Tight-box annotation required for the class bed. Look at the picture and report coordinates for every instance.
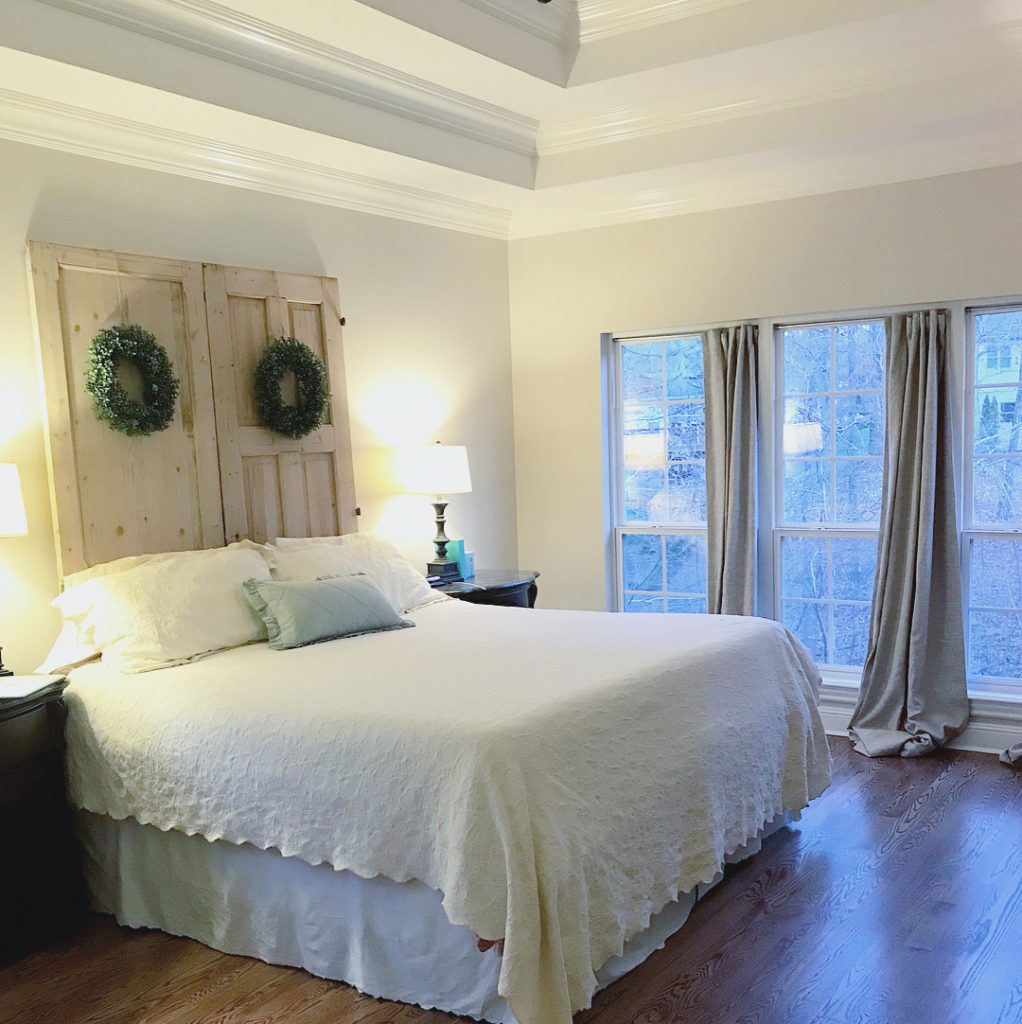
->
[30,246,831,1024]
[63,597,831,1024]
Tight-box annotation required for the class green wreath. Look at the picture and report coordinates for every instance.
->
[254,337,330,440]
[84,324,180,436]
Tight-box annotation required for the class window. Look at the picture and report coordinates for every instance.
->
[965,307,1022,692]
[985,344,1014,372]
[774,321,885,670]
[614,335,708,613]
[606,302,1022,698]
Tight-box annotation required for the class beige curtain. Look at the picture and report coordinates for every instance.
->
[849,309,968,758]
[703,324,758,616]
[1002,742,1022,767]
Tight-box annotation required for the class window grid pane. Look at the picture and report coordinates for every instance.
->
[780,321,885,528]
[619,530,708,615]
[967,309,1022,691]
[778,533,878,668]
[775,319,884,669]
[619,337,707,527]
[616,335,709,617]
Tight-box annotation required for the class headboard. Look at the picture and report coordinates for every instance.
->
[29,243,358,579]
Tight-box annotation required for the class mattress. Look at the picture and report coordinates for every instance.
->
[78,809,793,1023]
[65,600,831,1024]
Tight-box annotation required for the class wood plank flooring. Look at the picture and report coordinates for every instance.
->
[3,738,1021,1024]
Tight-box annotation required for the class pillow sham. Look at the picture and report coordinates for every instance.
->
[62,539,276,592]
[273,534,447,613]
[55,546,272,673]
[242,574,412,650]
[35,620,100,675]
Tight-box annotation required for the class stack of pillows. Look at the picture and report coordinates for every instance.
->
[41,535,449,675]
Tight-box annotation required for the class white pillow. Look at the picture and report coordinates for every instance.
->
[53,546,272,673]
[273,534,447,613]
[54,541,277,656]
[62,539,275,591]
[35,620,100,675]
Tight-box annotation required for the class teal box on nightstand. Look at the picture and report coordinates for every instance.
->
[446,539,465,577]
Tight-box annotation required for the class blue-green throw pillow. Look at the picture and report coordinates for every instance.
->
[242,574,413,650]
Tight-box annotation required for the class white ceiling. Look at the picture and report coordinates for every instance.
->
[1,0,1020,237]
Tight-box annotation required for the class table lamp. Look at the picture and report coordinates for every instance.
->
[403,442,472,582]
[0,464,28,677]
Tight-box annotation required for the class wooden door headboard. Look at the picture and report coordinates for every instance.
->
[29,243,358,579]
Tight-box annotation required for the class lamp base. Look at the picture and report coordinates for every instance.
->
[427,559,463,583]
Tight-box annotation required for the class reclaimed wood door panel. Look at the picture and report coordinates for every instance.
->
[28,243,224,576]
[203,264,357,544]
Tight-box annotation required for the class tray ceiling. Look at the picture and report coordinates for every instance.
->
[2,0,1020,237]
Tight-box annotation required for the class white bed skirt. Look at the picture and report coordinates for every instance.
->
[78,812,789,1023]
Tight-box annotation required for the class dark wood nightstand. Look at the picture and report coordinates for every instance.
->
[0,677,85,963]
[436,569,540,608]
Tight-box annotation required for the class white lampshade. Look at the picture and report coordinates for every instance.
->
[401,443,472,496]
[0,464,28,537]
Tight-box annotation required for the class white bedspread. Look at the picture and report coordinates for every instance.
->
[65,602,831,1024]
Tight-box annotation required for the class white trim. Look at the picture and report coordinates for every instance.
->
[576,0,750,42]
[819,681,1022,757]
[508,144,1022,238]
[538,48,1010,155]
[770,318,884,672]
[38,0,539,158]
[457,0,576,48]
[0,88,513,238]
[607,332,710,612]
[960,300,1022,695]
[601,332,620,611]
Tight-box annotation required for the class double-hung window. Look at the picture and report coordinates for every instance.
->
[964,306,1022,693]
[774,320,885,672]
[608,307,1022,699]
[613,335,709,613]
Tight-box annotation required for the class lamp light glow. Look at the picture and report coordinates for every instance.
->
[0,464,28,537]
[783,421,825,455]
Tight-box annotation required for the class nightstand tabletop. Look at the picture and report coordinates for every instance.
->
[0,676,70,722]
[442,569,539,591]
[434,570,540,608]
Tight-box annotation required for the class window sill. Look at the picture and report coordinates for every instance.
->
[817,676,1022,755]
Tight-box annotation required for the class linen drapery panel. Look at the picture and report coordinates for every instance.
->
[1002,742,1022,767]
[703,324,758,616]
[849,309,968,758]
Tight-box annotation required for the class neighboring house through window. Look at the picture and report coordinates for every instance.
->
[966,306,1022,694]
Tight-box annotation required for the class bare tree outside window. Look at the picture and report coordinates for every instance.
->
[776,321,884,668]
[616,336,709,613]
[967,309,1022,687]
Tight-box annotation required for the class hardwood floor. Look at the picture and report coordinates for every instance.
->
[3,738,1021,1024]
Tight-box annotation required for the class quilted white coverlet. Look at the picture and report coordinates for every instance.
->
[65,602,831,1024]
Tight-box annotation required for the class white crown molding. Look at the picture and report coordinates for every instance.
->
[38,0,539,158]
[576,0,751,42]
[511,138,1022,237]
[456,0,576,48]
[538,42,1020,155]
[0,87,512,238]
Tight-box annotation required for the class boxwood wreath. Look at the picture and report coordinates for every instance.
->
[85,324,180,436]
[254,336,330,440]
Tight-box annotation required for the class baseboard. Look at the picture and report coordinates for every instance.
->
[819,682,1022,756]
